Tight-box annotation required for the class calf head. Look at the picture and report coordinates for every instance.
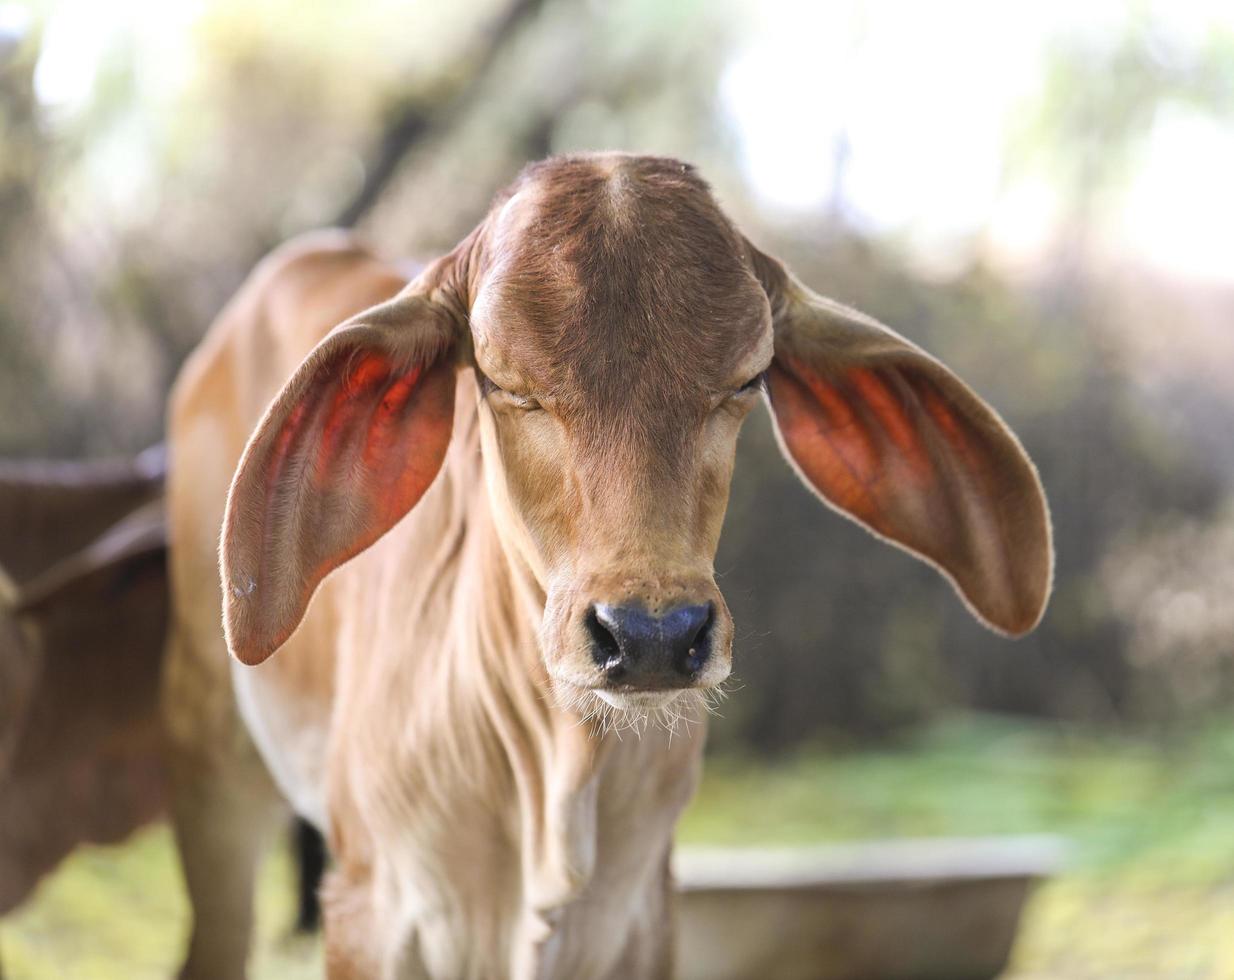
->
[223,154,1052,718]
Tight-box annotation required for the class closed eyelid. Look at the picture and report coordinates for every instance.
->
[475,369,499,396]
[738,370,768,392]
[719,370,768,400]
[475,369,544,410]
[705,370,767,413]
[474,368,527,398]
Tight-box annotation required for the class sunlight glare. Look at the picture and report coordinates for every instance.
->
[722,0,1234,281]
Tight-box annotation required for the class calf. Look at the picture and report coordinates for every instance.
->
[0,450,167,913]
[164,153,1051,979]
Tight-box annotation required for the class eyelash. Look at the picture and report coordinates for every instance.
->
[476,370,540,410]
[475,370,498,397]
[738,371,768,394]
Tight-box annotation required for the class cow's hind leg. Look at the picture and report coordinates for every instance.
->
[162,630,287,980]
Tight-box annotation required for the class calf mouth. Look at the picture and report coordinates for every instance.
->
[550,676,731,736]
[594,688,686,710]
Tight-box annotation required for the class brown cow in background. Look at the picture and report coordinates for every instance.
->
[0,447,325,952]
[0,444,323,962]
[0,448,167,913]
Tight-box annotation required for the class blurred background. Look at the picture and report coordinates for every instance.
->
[2,0,1233,976]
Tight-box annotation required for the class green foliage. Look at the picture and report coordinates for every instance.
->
[1011,14,1234,198]
[2,828,322,979]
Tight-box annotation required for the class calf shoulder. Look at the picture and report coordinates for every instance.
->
[163,231,408,772]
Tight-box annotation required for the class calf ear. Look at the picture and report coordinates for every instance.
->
[221,291,459,665]
[747,242,1052,637]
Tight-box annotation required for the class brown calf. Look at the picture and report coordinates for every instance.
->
[164,153,1051,979]
[0,450,166,914]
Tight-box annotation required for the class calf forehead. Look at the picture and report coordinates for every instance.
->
[475,156,770,408]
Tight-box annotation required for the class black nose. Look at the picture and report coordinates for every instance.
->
[586,602,714,688]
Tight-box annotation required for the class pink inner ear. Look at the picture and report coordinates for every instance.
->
[768,350,1050,636]
[313,353,393,480]
[226,342,456,664]
[365,363,429,523]
[794,365,879,493]
[911,373,982,473]
[848,367,931,481]
[771,357,938,536]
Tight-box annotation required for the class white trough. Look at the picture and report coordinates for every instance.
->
[674,835,1066,980]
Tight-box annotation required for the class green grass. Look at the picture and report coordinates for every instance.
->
[681,715,1234,979]
[1,827,321,980]
[682,715,1234,880]
[5,714,1234,978]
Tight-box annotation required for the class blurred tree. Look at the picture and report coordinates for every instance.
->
[1010,16,1234,271]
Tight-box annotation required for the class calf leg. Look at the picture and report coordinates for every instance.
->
[601,859,675,980]
[321,868,386,980]
[162,631,286,980]
[321,864,437,980]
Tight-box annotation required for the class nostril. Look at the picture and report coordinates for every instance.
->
[585,606,624,674]
[676,603,714,676]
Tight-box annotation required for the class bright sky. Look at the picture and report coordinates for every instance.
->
[721,0,1234,281]
[32,0,199,107]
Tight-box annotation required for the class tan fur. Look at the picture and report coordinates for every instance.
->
[164,155,1051,979]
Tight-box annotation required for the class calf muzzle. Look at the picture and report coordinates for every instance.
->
[586,602,714,690]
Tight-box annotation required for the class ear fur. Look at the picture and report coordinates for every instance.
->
[748,240,1053,636]
[221,290,460,665]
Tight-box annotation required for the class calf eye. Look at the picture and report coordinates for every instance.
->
[476,369,499,397]
[738,371,767,394]
[475,369,541,411]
